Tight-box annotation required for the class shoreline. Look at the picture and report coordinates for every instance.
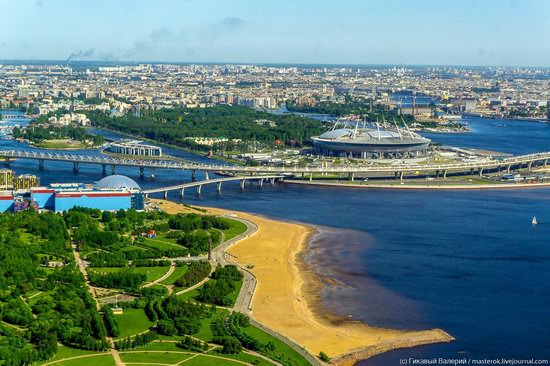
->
[152,199,454,365]
[284,179,550,191]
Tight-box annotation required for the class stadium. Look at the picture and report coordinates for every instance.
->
[312,120,431,159]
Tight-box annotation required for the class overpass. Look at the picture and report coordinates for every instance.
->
[143,175,284,199]
[2,148,550,180]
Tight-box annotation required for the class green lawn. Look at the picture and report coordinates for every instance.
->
[91,266,170,283]
[142,234,182,251]
[34,139,90,149]
[244,325,310,366]
[225,279,243,306]
[160,265,188,285]
[214,351,275,366]
[43,345,107,364]
[188,355,246,366]
[194,309,228,342]
[114,308,155,338]
[130,341,183,352]
[132,266,171,283]
[46,354,115,366]
[177,278,241,307]
[218,218,248,241]
[120,245,147,252]
[119,351,193,364]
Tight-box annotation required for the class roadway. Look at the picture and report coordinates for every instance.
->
[143,175,283,195]
[2,148,550,177]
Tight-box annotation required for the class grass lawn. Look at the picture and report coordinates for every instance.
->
[132,266,171,283]
[114,308,154,338]
[44,345,107,364]
[28,292,52,306]
[214,351,275,366]
[131,341,182,352]
[160,265,188,285]
[34,139,90,149]
[119,351,193,364]
[178,278,241,307]
[142,234,182,251]
[189,355,247,366]
[244,325,310,366]
[225,279,243,307]
[218,218,248,241]
[176,288,200,301]
[90,266,170,283]
[47,354,115,366]
[194,309,228,342]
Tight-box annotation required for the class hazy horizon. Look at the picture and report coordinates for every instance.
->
[1,0,550,67]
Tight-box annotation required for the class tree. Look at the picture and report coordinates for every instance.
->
[319,351,330,362]
[218,336,242,354]
[156,320,177,336]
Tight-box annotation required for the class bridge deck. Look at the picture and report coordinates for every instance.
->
[1,149,550,175]
[144,175,283,194]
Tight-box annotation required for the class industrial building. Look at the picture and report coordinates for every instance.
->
[0,175,144,213]
[108,140,162,157]
[312,120,431,159]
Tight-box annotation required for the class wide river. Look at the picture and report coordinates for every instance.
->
[1,111,549,364]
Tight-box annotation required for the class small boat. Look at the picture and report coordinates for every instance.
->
[532,216,538,225]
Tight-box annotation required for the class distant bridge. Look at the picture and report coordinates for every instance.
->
[2,149,550,181]
[144,175,284,198]
[0,115,29,119]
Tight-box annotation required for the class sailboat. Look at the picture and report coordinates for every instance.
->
[532,216,538,225]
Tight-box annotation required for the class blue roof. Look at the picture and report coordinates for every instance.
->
[95,175,141,190]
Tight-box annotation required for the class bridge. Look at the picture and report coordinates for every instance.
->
[2,148,550,181]
[0,114,28,119]
[143,175,284,198]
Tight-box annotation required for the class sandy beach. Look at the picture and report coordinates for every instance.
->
[153,199,453,365]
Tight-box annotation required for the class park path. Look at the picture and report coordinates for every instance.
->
[142,261,176,288]
[71,242,125,365]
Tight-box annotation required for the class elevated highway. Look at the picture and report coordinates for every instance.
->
[143,175,284,198]
[1,148,550,180]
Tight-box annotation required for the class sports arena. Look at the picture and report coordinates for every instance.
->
[312,121,431,159]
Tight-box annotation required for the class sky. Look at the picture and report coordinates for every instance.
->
[1,0,549,67]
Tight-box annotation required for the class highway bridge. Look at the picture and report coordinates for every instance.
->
[143,175,284,198]
[2,148,550,180]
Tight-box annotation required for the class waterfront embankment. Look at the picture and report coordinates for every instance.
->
[153,199,454,365]
[284,179,550,190]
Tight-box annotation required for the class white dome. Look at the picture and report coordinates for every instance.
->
[95,175,141,190]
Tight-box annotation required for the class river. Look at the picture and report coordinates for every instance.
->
[1,110,549,364]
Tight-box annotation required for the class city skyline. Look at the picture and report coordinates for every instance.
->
[1,0,550,67]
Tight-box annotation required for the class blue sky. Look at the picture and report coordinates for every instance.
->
[1,0,549,66]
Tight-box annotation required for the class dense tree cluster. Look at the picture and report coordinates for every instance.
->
[0,210,109,365]
[287,96,416,124]
[173,261,211,288]
[177,336,209,352]
[12,124,104,146]
[196,265,243,306]
[89,271,147,291]
[85,106,327,151]
[101,305,120,337]
[142,295,215,342]
[114,331,158,351]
